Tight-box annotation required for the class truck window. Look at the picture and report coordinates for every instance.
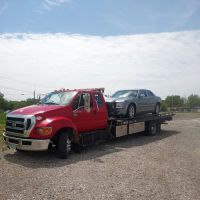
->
[72,93,92,110]
[94,93,103,108]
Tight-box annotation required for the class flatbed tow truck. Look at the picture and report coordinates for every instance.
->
[3,88,173,158]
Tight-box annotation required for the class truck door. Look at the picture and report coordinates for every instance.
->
[71,92,96,132]
[93,92,108,129]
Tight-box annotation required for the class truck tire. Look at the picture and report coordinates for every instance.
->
[56,132,71,159]
[153,103,160,115]
[72,143,81,153]
[146,121,160,136]
[127,104,136,118]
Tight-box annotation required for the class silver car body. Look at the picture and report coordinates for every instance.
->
[106,89,162,116]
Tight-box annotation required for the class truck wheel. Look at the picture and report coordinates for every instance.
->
[56,132,71,159]
[127,104,136,118]
[153,103,160,115]
[146,121,159,136]
[72,143,81,153]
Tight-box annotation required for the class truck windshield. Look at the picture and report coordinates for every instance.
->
[112,90,138,98]
[40,91,77,106]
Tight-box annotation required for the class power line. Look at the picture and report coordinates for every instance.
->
[0,85,33,93]
[3,93,30,96]
[0,75,56,89]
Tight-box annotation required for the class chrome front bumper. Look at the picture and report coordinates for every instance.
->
[3,132,50,151]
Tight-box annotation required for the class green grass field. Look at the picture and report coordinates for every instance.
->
[0,113,7,151]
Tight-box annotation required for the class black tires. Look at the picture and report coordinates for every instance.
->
[127,104,136,118]
[56,132,72,159]
[72,143,81,153]
[153,103,160,115]
[146,121,161,136]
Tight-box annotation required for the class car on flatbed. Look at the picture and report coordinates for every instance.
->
[3,88,172,159]
[106,89,161,118]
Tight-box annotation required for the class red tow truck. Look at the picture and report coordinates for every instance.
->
[3,88,173,158]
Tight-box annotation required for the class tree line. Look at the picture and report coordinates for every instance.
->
[0,92,37,112]
[0,91,200,112]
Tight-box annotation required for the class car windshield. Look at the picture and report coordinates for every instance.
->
[39,91,77,106]
[111,90,138,98]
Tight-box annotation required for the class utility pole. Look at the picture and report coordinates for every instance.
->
[33,91,36,101]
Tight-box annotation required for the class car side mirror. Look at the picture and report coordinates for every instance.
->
[84,93,90,112]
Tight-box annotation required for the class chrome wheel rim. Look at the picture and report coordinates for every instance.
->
[151,124,157,134]
[66,137,71,152]
[129,106,135,118]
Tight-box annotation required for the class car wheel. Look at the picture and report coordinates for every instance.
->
[56,132,72,159]
[153,103,160,115]
[127,104,136,118]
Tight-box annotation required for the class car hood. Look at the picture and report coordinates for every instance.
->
[105,97,132,103]
[10,104,64,116]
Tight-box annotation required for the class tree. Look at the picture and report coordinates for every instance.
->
[187,94,200,108]
[0,92,5,111]
[165,95,184,108]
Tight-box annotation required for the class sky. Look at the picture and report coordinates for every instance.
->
[0,0,200,100]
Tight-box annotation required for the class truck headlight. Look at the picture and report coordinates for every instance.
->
[37,127,52,135]
[115,102,124,108]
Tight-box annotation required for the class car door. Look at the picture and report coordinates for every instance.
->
[137,90,149,113]
[146,90,156,111]
[71,92,96,133]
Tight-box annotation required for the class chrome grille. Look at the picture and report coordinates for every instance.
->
[6,117,25,134]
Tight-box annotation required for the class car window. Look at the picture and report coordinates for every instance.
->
[129,91,138,97]
[94,93,103,108]
[147,90,155,97]
[112,90,138,98]
[139,90,147,97]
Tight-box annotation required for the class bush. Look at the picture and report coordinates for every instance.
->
[161,101,168,112]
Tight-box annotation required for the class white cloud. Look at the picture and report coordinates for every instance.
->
[35,0,71,14]
[0,31,200,100]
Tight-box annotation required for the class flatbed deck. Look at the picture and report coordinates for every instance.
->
[108,113,173,124]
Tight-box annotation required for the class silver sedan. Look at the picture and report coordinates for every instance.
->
[106,89,162,118]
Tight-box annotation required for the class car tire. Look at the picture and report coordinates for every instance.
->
[56,132,71,159]
[127,104,136,118]
[153,103,160,115]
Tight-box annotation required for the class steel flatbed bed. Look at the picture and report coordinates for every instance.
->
[81,113,174,145]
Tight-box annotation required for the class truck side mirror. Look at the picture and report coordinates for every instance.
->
[84,93,90,112]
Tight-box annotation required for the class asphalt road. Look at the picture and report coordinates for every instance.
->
[0,114,200,200]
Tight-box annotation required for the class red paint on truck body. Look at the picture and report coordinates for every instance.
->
[9,89,108,142]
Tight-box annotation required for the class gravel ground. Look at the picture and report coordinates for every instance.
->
[0,115,200,200]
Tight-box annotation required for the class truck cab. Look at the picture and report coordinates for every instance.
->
[3,88,108,158]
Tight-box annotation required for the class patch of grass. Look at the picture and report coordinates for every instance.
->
[0,112,6,124]
[0,113,7,151]
[174,112,200,120]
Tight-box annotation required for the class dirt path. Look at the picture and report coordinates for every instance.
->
[0,116,200,200]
